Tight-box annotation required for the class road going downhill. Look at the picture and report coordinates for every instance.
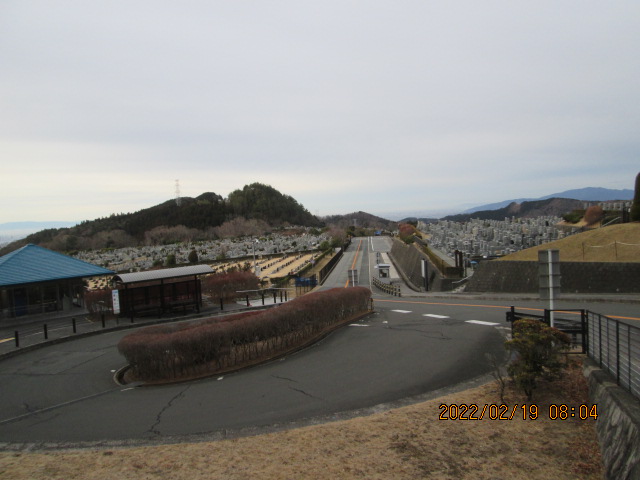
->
[1,237,635,447]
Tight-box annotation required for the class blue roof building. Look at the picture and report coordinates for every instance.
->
[0,244,114,320]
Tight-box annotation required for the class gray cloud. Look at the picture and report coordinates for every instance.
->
[1,1,638,222]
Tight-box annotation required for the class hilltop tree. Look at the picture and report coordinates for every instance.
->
[398,223,417,244]
[584,205,604,226]
[631,172,640,222]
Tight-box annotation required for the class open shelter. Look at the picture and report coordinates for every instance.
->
[113,265,214,319]
[0,244,114,322]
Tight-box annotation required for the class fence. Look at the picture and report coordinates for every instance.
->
[318,238,351,284]
[371,277,401,296]
[507,307,640,401]
[587,311,640,400]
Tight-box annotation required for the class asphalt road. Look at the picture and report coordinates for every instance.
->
[0,237,637,448]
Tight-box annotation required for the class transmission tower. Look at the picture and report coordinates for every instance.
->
[175,179,181,206]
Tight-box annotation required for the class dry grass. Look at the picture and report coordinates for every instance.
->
[0,357,602,480]
[498,223,640,262]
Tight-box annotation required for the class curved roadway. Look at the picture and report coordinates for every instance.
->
[0,237,637,447]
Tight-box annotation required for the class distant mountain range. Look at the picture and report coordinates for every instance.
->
[441,198,586,223]
[463,187,633,214]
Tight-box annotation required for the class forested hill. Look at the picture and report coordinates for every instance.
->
[320,211,397,232]
[1,183,322,254]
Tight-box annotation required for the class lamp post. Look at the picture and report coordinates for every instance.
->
[252,239,259,276]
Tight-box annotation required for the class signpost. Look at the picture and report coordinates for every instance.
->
[111,289,121,315]
[538,249,560,327]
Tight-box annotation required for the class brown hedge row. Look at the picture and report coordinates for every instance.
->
[201,271,260,301]
[118,287,372,382]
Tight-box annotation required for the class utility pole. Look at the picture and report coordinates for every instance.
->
[175,179,181,206]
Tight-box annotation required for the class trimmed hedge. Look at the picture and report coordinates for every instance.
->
[118,287,372,382]
[201,271,260,301]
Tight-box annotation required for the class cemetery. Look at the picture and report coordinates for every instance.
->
[74,230,328,274]
[418,216,578,261]
[79,231,328,301]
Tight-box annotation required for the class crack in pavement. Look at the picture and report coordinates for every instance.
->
[0,387,120,426]
[289,386,323,401]
[271,374,298,383]
[147,384,192,436]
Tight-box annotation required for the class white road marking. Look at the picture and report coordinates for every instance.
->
[465,320,500,326]
[423,314,449,319]
[349,324,369,327]
[391,310,412,314]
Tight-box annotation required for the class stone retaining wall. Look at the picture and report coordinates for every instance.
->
[584,359,640,480]
[466,261,640,294]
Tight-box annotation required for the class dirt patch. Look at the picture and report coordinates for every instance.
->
[0,357,602,479]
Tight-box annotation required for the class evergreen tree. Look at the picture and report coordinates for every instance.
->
[631,172,640,222]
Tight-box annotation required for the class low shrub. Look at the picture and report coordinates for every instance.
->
[118,287,372,382]
[505,318,571,400]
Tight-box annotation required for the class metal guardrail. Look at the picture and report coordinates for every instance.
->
[506,307,587,353]
[372,277,401,296]
[506,307,640,401]
[587,311,640,400]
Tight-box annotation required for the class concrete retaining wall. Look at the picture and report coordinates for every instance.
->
[584,359,640,480]
[389,239,456,292]
[389,239,425,291]
[466,261,640,294]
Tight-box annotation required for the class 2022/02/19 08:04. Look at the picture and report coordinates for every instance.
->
[438,403,598,421]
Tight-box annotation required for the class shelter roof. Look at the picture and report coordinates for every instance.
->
[113,265,214,285]
[0,244,114,287]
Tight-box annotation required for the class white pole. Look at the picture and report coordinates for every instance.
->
[548,249,554,327]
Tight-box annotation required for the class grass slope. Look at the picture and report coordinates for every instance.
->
[498,223,640,262]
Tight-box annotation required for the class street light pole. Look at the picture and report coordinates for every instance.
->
[252,239,259,275]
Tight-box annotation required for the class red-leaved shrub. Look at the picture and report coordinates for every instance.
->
[118,287,371,381]
[201,271,260,301]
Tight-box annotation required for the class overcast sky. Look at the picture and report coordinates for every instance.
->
[1,1,638,224]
